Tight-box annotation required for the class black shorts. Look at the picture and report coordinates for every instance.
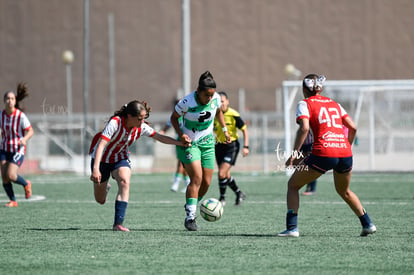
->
[90,158,131,182]
[0,150,25,167]
[304,154,353,174]
[215,140,240,166]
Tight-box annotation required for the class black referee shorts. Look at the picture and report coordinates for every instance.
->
[215,140,240,166]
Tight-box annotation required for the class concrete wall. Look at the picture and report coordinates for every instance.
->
[1,0,413,114]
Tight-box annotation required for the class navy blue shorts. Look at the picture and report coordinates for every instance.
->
[90,158,131,182]
[300,144,312,154]
[0,150,25,167]
[304,154,353,174]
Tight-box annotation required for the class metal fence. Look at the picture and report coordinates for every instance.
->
[22,79,414,175]
[282,79,414,172]
[24,112,285,175]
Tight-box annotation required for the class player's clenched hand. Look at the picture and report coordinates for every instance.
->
[90,169,102,184]
[224,131,231,144]
[285,155,295,167]
[180,134,192,146]
[180,140,192,147]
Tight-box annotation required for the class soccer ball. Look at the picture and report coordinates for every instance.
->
[200,198,223,222]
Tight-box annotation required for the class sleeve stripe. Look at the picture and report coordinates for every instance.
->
[296,115,309,122]
[100,135,110,142]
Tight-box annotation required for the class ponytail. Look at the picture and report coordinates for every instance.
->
[198,70,216,91]
[111,100,151,121]
[3,82,29,111]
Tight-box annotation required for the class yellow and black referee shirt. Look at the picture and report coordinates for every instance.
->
[214,107,247,143]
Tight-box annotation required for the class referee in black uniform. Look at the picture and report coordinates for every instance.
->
[214,91,249,206]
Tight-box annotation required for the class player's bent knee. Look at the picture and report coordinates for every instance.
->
[218,171,227,179]
[118,179,129,187]
[336,189,350,199]
[190,180,202,187]
[8,174,18,182]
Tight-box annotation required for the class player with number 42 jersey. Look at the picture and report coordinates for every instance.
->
[278,74,376,238]
[296,96,352,158]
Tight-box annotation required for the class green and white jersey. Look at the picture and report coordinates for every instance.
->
[175,91,221,142]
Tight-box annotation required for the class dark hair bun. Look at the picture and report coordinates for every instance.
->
[198,71,216,90]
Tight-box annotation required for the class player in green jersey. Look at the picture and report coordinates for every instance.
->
[170,71,230,231]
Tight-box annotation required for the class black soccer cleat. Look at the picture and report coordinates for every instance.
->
[235,191,246,206]
[218,196,226,207]
[184,218,198,231]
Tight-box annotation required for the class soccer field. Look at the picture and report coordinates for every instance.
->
[1,172,413,274]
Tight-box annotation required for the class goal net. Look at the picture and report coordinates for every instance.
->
[282,79,414,171]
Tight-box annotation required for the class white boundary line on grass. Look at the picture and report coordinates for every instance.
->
[3,197,407,205]
[1,193,410,205]
[0,194,46,203]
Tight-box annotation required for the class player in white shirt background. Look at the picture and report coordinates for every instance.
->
[1,83,34,207]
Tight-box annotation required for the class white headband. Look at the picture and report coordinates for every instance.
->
[304,75,326,91]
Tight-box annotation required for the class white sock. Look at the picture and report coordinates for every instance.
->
[171,174,183,191]
[184,176,190,186]
[174,174,183,185]
[185,204,197,220]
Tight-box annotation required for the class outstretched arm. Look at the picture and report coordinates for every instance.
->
[152,132,190,147]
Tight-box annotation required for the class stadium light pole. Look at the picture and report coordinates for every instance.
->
[283,63,302,176]
[83,0,90,175]
[62,50,74,161]
[62,50,74,115]
[108,13,116,111]
[182,0,191,95]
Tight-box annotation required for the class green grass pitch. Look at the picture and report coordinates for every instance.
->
[0,172,413,274]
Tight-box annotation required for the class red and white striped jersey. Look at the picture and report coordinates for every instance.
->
[296,95,352,158]
[0,109,32,154]
[89,116,155,163]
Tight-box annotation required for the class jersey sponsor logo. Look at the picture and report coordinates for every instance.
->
[323,142,348,149]
[322,131,348,149]
[310,98,332,103]
[322,131,346,141]
[198,111,212,122]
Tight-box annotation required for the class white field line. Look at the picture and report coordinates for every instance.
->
[0,194,410,206]
[0,194,46,203]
